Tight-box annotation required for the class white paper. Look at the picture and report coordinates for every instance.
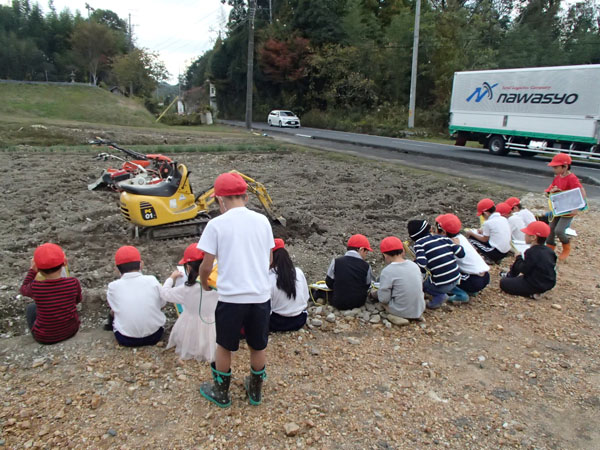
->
[174,265,186,287]
[550,188,586,216]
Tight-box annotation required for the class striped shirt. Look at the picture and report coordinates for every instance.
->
[20,269,82,344]
[414,234,465,286]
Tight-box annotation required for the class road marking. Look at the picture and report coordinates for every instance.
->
[295,134,313,139]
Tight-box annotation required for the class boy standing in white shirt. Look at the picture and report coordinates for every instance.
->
[198,172,274,408]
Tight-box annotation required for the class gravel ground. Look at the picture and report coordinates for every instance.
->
[0,146,599,449]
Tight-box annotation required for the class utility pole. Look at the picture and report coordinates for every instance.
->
[128,13,133,51]
[408,0,421,129]
[245,0,256,129]
[269,0,273,24]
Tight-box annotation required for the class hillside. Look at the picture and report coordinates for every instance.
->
[0,82,156,128]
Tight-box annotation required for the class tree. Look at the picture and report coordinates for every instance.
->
[111,48,169,97]
[258,37,310,84]
[70,21,117,85]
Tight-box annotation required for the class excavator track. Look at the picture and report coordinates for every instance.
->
[133,215,212,241]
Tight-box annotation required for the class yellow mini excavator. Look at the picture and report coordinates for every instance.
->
[119,163,285,240]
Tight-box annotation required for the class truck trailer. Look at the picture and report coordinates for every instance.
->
[449,65,600,161]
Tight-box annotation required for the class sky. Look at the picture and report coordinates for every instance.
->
[7,0,232,84]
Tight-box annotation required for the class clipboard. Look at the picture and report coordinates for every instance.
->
[549,188,588,216]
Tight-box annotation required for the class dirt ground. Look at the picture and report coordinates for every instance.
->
[0,143,599,449]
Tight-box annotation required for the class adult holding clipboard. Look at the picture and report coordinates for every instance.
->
[544,154,587,262]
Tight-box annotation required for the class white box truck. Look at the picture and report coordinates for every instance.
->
[449,65,600,160]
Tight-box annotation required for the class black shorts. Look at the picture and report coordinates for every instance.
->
[215,300,270,352]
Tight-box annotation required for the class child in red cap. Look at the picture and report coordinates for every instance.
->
[198,172,274,408]
[500,221,557,298]
[325,234,373,310]
[435,214,490,301]
[20,243,82,344]
[268,238,309,332]
[505,197,536,226]
[106,246,166,347]
[496,202,526,242]
[465,198,512,263]
[370,237,425,319]
[159,243,218,362]
[544,153,587,261]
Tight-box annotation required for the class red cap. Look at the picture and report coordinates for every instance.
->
[115,246,141,265]
[435,214,462,234]
[347,234,372,251]
[477,198,495,216]
[273,238,285,251]
[212,172,247,197]
[505,197,521,208]
[34,243,65,270]
[179,243,205,264]
[521,221,550,238]
[495,202,512,216]
[548,153,572,167]
[380,236,403,253]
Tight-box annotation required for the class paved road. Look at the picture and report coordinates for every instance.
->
[221,120,600,200]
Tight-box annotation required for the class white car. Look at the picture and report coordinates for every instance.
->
[267,110,301,128]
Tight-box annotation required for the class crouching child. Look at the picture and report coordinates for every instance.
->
[500,221,557,299]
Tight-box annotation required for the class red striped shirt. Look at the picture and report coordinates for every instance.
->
[20,269,82,344]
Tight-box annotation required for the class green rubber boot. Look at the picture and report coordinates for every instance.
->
[199,362,231,408]
[244,366,266,406]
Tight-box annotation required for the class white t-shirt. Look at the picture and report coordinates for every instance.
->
[517,208,536,226]
[482,212,512,253]
[198,207,274,304]
[508,214,526,241]
[456,234,490,275]
[107,272,166,338]
[269,267,309,317]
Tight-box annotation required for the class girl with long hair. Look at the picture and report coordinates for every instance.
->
[269,239,309,332]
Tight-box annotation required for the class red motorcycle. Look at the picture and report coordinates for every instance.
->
[88,139,173,191]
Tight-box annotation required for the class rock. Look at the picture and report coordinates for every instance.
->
[383,319,392,328]
[90,395,103,409]
[551,304,562,310]
[559,361,571,369]
[65,397,72,405]
[311,319,322,327]
[18,420,31,429]
[139,362,153,370]
[108,429,117,437]
[326,313,336,323]
[38,425,50,436]
[55,408,65,419]
[369,314,381,324]
[309,346,320,356]
[314,306,323,315]
[360,312,371,321]
[387,315,409,326]
[177,374,187,381]
[478,356,486,362]
[496,325,504,331]
[32,358,45,368]
[284,422,300,437]
[342,310,357,317]
[531,351,540,358]
[347,337,361,345]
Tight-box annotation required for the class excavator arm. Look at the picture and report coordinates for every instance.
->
[195,170,286,226]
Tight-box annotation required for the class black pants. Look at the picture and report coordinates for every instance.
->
[114,327,164,347]
[26,303,37,330]
[499,276,539,297]
[468,238,509,263]
[458,272,490,294]
[269,311,307,332]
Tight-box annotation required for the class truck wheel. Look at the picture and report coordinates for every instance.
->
[488,135,509,156]
[455,132,467,146]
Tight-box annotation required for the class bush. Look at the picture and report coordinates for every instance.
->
[160,113,203,126]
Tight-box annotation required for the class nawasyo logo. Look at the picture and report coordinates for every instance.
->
[466,82,498,102]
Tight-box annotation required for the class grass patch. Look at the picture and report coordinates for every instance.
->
[0,83,157,127]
